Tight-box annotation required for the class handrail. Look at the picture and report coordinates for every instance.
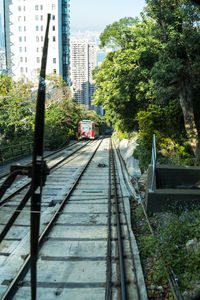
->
[150,134,156,192]
[0,139,57,164]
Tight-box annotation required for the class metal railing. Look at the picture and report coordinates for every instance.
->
[0,139,53,166]
[0,142,33,165]
[150,134,157,192]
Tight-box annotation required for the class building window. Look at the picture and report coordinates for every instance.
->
[18,16,22,22]
[53,69,56,74]
[20,67,24,73]
[18,6,22,11]
[36,47,39,52]
[25,57,27,63]
[24,36,26,42]
[19,37,22,42]
[26,67,28,73]
[20,57,23,62]
[41,26,43,31]
[19,47,22,52]
[41,36,44,42]
[40,15,43,21]
[36,36,39,42]
[53,58,56,64]
[36,26,39,31]
[24,47,27,52]
[35,5,38,10]
[40,5,43,10]
[24,26,26,31]
[52,25,55,31]
[23,6,26,11]
[24,16,26,21]
[52,15,55,20]
[52,4,56,10]
[53,36,56,42]
[36,57,40,63]
[18,26,22,32]
[35,15,39,20]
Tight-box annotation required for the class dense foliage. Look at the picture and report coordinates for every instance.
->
[93,0,200,161]
[0,75,34,144]
[132,199,200,298]
[0,74,101,152]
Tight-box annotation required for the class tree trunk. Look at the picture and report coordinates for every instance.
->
[178,77,200,156]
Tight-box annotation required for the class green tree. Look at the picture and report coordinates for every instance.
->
[79,105,102,124]
[145,0,200,155]
[0,74,14,95]
[93,18,159,132]
[99,17,136,49]
[44,74,82,145]
[0,76,34,142]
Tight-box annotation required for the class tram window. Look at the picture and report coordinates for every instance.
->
[82,125,91,130]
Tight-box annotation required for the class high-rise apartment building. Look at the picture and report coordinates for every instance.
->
[0,50,6,74]
[0,14,4,49]
[70,39,97,109]
[3,0,70,82]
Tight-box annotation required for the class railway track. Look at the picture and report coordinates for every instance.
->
[0,140,92,206]
[0,137,147,299]
[0,140,87,180]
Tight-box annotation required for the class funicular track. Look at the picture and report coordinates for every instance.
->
[0,140,93,209]
[0,138,103,299]
[113,137,184,300]
[0,140,90,181]
[0,14,147,300]
[0,137,147,299]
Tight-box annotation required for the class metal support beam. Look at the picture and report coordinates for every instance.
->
[30,14,51,300]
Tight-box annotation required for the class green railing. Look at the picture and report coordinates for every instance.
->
[0,139,53,166]
[0,142,33,165]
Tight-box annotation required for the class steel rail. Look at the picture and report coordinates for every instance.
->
[105,138,112,300]
[0,141,92,208]
[0,140,79,180]
[113,138,183,300]
[0,188,31,242]
[0,141,95,246]
[1,139,103,300]
[111,139,127,300]
[112,140,141,299]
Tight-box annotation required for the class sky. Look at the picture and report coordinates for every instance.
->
[70,0,146,32]
[0,0,146,32]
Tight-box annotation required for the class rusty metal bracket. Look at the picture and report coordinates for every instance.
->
[0,166,30,201]
[0,162,49,202]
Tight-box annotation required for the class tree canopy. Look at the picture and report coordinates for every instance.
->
[93,0,200,156]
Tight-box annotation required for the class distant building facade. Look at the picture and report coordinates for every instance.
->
[70,38,100,111]
[0,14,4,49]
[3,0,70,82]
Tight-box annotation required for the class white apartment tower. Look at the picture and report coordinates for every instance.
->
[3,0,70,83]
[70,39,96,108]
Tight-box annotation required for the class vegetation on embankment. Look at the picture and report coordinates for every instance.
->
[93,0,200,167]
[131,195,200,299]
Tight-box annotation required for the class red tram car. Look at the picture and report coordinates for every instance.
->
[78,120,99,140]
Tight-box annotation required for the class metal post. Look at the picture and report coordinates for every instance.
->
[150,134,156,192]
[30,14,51,300]
[3,0,8,72]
